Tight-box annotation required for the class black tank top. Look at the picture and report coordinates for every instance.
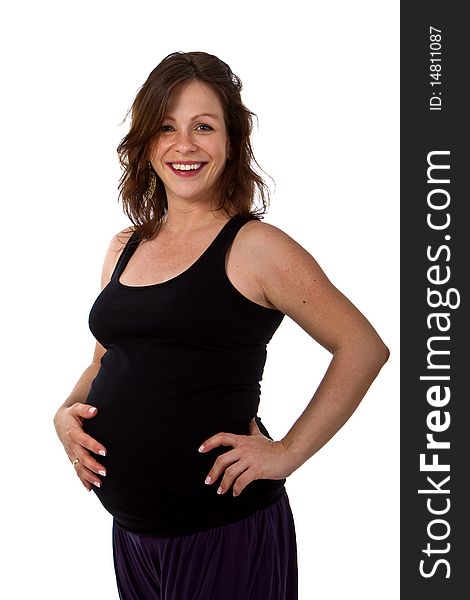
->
[83,213,287,537]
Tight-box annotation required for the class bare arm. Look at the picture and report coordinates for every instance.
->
[279,300,388,471]
[253,225,389,470]
[57,344,105,410]
[53,227,134,491]
[200,221,389,496]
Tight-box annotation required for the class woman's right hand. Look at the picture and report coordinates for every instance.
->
[54,403,107,492]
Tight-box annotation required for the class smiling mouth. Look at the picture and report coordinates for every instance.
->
[170,162,205,170]
[167,162,208,176]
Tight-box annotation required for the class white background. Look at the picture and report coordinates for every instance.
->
[1,1,399,598]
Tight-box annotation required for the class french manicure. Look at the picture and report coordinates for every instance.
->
[205,476,211,485]
[93,481,101,488]
[98,470,106,476]
[198,445,205,452]
[98,449,106,456]
[217,486,223,495]
[88,407,97,414]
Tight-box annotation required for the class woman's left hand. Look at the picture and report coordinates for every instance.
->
[198,418,295,497]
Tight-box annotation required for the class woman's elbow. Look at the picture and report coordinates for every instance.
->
[371,336,390,371]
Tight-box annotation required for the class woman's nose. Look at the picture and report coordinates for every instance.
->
[174,129,197,152]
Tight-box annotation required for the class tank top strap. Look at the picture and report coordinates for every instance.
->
[215,213,260,254]
[110,230,140,282]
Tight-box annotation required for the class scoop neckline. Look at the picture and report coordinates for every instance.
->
[116,214,241,290]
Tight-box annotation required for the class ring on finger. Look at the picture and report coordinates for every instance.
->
[72,458,79,467]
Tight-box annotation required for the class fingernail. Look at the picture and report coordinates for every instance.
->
[98,470,106,476]
[198,445,205,452]
[217,486,223,495]
[98,450,106,456]
[93,481,101,488]
[88,407,97,414]
[205,475,212,485]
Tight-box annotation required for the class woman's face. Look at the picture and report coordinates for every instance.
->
[150,79,231,207]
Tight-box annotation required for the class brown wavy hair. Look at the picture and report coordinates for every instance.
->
[116,51,273,240]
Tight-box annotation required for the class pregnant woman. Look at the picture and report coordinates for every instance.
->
[53,50,389,600]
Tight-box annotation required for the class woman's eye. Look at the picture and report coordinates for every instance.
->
[160,123,213,133]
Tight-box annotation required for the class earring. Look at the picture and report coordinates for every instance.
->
[146,162,157,199]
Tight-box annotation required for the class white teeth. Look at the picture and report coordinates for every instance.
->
[171,163,202,171]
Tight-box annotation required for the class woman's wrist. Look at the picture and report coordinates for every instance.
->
[278,437,309,476]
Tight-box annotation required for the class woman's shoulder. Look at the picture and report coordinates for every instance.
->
[234,217,343,329]
[237,217,328,297]
[100,226,137,287]
[110,226,137,254]
[239,217,309,261]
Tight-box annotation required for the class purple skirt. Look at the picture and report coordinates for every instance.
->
[112,490,298,599]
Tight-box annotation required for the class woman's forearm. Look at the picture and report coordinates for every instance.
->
[54,361,101,416]
[281,336,389,473]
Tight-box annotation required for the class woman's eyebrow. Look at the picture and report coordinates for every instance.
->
[165,113,220,121]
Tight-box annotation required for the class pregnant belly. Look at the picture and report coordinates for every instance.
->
[82,382,251,506]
